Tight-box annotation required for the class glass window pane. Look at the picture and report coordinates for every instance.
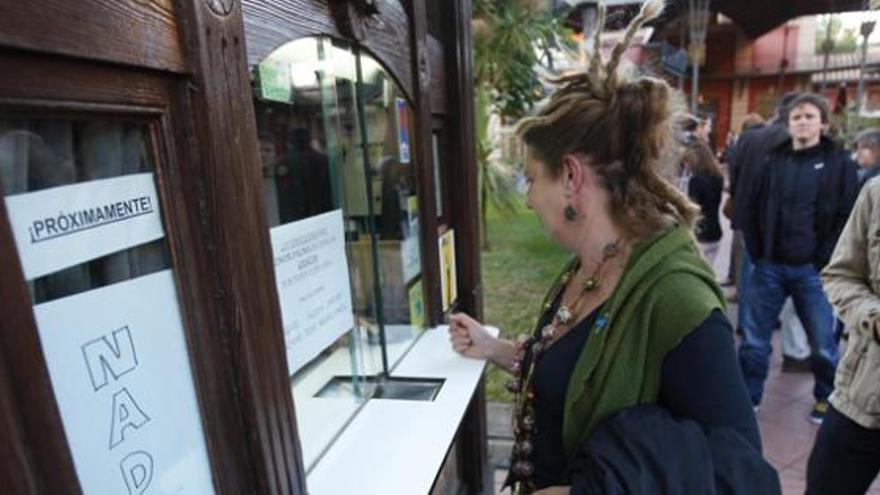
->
[0,118,215,494]
[252,37,373,470]
[250,39,430,471]
[356,54,427,371]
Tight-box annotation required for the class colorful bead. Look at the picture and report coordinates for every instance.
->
[522,415,535,431]
[506,378,521,393]
[513,461,534,477]
[515,439,533,455]
[556,305,573,325]
[583,277,600,291]
[541,324,556,340]
[531,341,543,355]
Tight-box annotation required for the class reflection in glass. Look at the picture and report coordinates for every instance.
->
[355,55,427,361]
[251,37,429,472]
[0,119,170,302]
[253,37,371,471]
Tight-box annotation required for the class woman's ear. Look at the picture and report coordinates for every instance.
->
[561,154,586,195]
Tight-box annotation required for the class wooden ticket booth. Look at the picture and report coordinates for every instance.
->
[0,0,485,493]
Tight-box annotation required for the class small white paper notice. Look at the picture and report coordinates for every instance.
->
[4,173,164,280]
[32,270,214,495]
[270,209,355,375]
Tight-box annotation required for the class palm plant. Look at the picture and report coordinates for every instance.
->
[473,0,566,249]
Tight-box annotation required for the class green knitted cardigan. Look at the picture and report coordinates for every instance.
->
[548,225,725,458]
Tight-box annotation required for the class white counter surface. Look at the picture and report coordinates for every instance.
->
[306,325,496,494]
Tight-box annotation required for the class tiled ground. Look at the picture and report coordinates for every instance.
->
[754,334,880,495]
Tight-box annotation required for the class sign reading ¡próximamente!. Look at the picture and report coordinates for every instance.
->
[3,173,164,280]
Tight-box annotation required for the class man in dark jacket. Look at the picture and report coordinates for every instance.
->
[738,93,859,423]
[728,95,811,371]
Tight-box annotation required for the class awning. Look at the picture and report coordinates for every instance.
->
[563,0,869,38]
[709,0,866,38]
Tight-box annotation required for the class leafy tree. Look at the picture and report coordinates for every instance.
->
[816,15,858,54]
[472,0,568,249]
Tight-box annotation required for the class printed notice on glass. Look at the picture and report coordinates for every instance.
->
[270,209,355,375]
[4,173,164,280]
[32,270,214,495]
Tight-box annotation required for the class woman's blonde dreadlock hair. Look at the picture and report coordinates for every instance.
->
[517,0,698,242]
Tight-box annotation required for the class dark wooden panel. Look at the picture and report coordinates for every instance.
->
[445,0,481,321]
[0,318,42,495]
[403,0,442,325]
[172,1,306,493]
[242,0,414,102]
[149,113,255,494]
[242,0,341,70]
[360,0,414,102]
[0,0,185,73]
[443,1,487,490]
[427,35,447,115]
[0,188,80,494]
[0,51,168,110]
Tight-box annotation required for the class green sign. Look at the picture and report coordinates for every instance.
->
[258,60,292,103]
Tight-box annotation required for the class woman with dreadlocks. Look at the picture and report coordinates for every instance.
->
[449,1,767,493]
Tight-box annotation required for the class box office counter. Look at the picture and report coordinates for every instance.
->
[302,325,496,494]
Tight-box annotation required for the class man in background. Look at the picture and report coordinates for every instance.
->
[738,93,858,423]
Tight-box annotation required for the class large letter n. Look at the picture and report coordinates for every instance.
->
[81,326,138,392]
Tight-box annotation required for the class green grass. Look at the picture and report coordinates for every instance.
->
[481,199,569,402]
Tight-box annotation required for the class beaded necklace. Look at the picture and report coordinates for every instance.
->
[506,241,620,494]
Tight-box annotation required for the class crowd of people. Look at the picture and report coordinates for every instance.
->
[680,89,880,493]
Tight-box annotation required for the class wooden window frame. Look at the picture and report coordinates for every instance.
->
[0,31,303,495]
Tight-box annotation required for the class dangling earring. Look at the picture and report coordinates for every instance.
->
[564,205,577,221]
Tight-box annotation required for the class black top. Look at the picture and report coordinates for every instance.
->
[525,305,760,490]
[688,173,724,243]
[740,135,859,268]
[730,122,790,228]
[528,304,601,489]
[770,143,824,264]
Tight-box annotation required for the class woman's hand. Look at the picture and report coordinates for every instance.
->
[533,487,570,495]
[448,312,495,360]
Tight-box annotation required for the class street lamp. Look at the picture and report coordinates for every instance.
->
[857,0,876,115]
[687,0,710,115]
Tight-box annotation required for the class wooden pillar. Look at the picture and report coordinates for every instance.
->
[443,0,489,492]
[405,0,443,326]
[170,0,305,492]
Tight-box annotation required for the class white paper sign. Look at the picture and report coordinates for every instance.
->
[4,173,164,280]
[270,209,355,375]
[32,270,214,495]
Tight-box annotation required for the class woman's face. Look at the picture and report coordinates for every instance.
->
[524,150,569,244]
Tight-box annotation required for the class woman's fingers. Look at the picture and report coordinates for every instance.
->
[449,312,479,329]
[449,333,472,354]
